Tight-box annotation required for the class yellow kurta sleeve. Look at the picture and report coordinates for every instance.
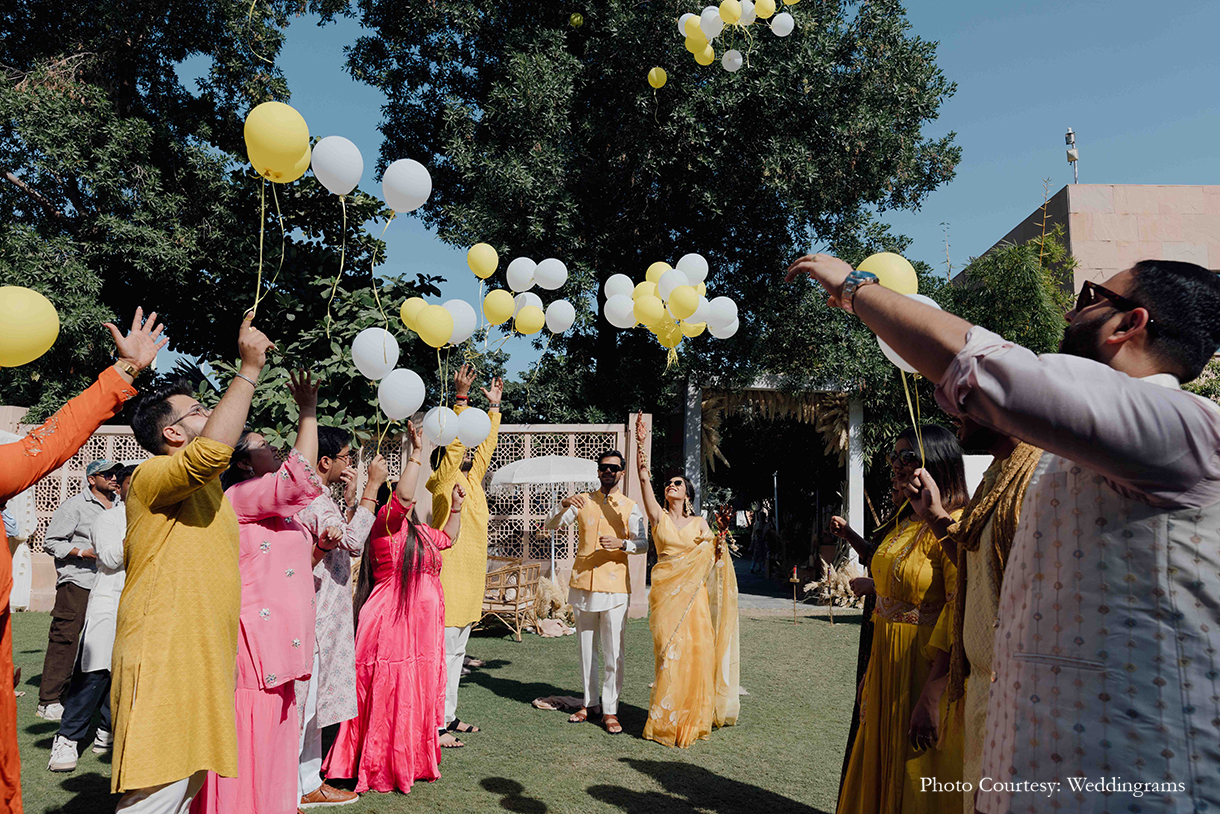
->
[134,437,234,511]
[468,408,501,483]
[427,426,466,527]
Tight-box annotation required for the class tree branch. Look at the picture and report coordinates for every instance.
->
[2,170,72,226]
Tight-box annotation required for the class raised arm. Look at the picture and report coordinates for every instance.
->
[634,410,664,526]
[288,370,319,470]
[226,448,324,522]
[441,481,466,541]
[396,419,425,512]
[198,313,275,449]
[469,375,504,482]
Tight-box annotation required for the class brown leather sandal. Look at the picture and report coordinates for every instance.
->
[568,705,602,723]
[602,714,623,735]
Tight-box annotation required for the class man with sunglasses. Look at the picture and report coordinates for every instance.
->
[545,451,646,735]
[36,458,124,722]
[788,255,1220,813]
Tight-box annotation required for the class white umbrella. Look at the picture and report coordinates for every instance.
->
[488,455,599,578]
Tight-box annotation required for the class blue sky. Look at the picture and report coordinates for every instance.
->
[177,1,1219,376]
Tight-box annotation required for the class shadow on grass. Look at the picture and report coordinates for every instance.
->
[463,670,650,739]
[588,758,830,814]
[43,770,120,814]
[481,776,548,813]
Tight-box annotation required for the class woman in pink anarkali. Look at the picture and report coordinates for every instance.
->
[192,372,335,814]
[324,419,465,795]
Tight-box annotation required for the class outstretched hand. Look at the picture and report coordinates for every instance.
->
[784,254,855,307]
[104,307,168,373]
[481,376,504,406]
[451,481,467,508]
[406,419,424,452]
[635,410,647,445]
[455,363,477,397]
[288,370,319,412]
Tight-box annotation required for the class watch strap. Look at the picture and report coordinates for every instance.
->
[840,271,879,314]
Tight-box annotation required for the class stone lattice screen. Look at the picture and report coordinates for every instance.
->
[21,422,624,564]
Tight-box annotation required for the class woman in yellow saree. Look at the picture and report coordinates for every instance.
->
[633,412,740,748]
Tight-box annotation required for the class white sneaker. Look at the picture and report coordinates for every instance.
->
[48,735,77,772]
[35,703,64,721]
[92,729,113,753]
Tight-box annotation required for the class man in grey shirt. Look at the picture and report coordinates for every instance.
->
[36,459,121,721]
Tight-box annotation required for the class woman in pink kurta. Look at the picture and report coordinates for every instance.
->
[324,420,465,795]
[193,373,327,814]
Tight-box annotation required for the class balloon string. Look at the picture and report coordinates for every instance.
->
[369,213,396,330]
[241,0,275,66]
[665,346,679,371]
[250,178,267,317]
[325,195,348,338]
[376,418,395,453]
[900,370,926,467]
[266,181,288,291]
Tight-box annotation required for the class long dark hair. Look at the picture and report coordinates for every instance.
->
[353,488,429,630]
[220,430,256,490]
[870,423,968,545]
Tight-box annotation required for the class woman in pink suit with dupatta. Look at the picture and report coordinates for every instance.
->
[324,419,466,795]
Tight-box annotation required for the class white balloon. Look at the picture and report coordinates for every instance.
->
[705,296,738,328]
[675,253,709,284]
[771,11,794,36]
[513,291,544,316]
[603,273,634,299]
[658,268,691,301]
[722,49,743,72]
[700,6,724,38]
[351,327,400,380]
[678,12,696,35]
[604,294,636,329]
[534,258,568,290]
[709,317,739,339]
[377,368,425,419]
[442,298,477,345]
[422,406,460,446]
[740,0,757,24]
[546,300,576,333]
[906,293,942,310]
[878,294,941,372]
[456,407,492,447]
[381,158,432,212]
[691,295,712,324]
[311,136,363,196]
[506,257,536,292]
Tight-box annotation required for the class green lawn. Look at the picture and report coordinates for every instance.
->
[14,608,859,814]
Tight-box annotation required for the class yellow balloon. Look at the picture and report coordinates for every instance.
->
[415,304,454,348]
[515,305,545,335]
[783,0,800,4]
[683,16,702,38]
[684,34,708,54]
[248,142,311,183]
[755,0,776,17]
[482,290,515,325]
[658,322,683,349]
[0,286,59,367]
[720,0,742,24]
[646,261,671,284]
[648,67,667,89]
[467,243,499,279]
[634,294,666,326]
[680,321,707,338]
[632,281,658,301]
[694,44,716,66]
[400,296,426,330]
[695,282,707,297]
[244,101,310,173]
[668,285,699,319]
[857,252,919,295]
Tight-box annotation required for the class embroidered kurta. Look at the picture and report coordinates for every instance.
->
[837,512,962,814]
[428,403,501,628]
[111,436,239,793]
[192,450,323,814]
[936,326,1220,813]
[294,491,375,728]
[0,366,136,813]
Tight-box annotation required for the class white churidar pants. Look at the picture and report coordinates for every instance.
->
[574,602,628,715]
[297,646,323,799]
[443,624,473,726]
[114,771,206,814]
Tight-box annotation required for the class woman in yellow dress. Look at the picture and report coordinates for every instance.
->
[835,425,969,814]
[633,412,740,748]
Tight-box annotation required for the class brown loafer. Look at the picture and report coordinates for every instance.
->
[602,714,623,735]
[300,782,359,808]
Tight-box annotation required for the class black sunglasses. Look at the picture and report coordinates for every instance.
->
[1074,281,1160,332]
[889,448,920,467]
[597,463,623,473]
[664,478,685,487]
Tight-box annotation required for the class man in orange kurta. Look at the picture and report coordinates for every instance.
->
[0,308,166,814]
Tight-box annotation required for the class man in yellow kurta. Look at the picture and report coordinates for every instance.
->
[427,365,501,746]
[110,316,273,813]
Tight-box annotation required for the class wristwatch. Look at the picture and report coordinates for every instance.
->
[839,270,879,314]
[113,359,140,379]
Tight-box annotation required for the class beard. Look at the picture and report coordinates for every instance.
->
[460,459,473,473]
[1058,312,1108,361]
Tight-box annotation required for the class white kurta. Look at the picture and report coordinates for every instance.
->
[79,504,126,673]
[937,327,1220,813]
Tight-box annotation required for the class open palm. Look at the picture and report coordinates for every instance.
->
[104,306,168,372]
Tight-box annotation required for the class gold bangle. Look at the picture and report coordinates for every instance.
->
[407,456,421,466]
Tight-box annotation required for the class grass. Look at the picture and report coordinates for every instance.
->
[14,606,860,814]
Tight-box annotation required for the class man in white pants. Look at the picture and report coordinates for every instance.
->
[545,450,645,735]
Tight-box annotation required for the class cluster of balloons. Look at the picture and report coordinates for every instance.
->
[850,253,926,372]
[0,286,59,367]
[242,102,433,215]
[399,297,479,348]
[671,0,798,76]
[601,253,739,351]
[467,243,577,337]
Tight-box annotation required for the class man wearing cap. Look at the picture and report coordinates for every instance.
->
[37,459,123,721]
